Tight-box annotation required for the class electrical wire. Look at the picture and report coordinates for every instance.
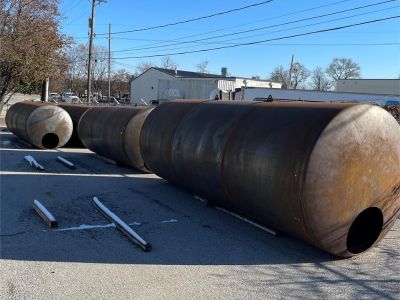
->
[109,0,354,49]
[112,0,396,53]
[105,5,398,55]
[60,0,81,12]
[96,1,275,35]
[69,0,354,43]
[112,15,399,59]
[63,9,91,27]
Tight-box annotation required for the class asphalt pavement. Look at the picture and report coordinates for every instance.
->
[0,125,399,299]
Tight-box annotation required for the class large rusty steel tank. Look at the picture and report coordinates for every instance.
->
[78,106,154,172]
[141,100,400,257]
[140,100,207,181]
[5,101,73,149]
[58,104,91,147]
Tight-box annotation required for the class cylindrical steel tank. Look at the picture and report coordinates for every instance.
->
[141,100,400,257]
[140,100,207,181]
[58,104,92,147]
[78,106,154,172]
[5,101,73,149]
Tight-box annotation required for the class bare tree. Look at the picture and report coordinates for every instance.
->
[270,63,309,89]
[291,62,310,89]
[61,43,109,95]
[111,68,132,96]
[63,43,89,93]
[326,57,361,81]
[136,61,156,74]
[161,56,178,70]
[270,66,289,89]
[196,61,209,73]
[309,67,332,91]
[0,0,68,113]
[91,45,109,93]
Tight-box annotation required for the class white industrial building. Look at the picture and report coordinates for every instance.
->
[130,67,281,104]
[234,87,400,105]
[336,79,400,96]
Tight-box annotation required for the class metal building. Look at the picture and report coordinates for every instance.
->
[336,79,400,96]
[234,87,400,105]
[130,67,281,104]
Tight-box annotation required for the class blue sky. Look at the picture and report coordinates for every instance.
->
[60,0,400,79]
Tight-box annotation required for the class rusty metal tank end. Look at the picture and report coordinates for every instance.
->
[5,101,73,149]
[58,104,92,147]
[141,100,400,257]
[77,106,154,172]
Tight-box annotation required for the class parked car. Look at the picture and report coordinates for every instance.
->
[48,93,60,103]
[61,92,80,102]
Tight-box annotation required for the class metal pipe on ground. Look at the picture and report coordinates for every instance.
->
[5,101,73,149]
[140,100,400,257]
[78,106,154,172]
[58,104,92,147]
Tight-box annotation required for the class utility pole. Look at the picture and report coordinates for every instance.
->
[87,0,95,103]
[108,23,111,102]
[40,78,49,102]
[288,53,295,89]
[87,0,107,103]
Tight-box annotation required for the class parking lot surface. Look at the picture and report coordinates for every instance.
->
[0,126,399,299]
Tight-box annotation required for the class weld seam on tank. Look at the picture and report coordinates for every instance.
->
[140,100,208,179]
[58,104,92,148]
[78,106,153,172]
[218,101,265,208]
[167,101,208,181]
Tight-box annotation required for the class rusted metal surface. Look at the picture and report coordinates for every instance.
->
[171,101,258,200]
[301,104,400,256]
[124,108,155,172]
[78,106,153,172]
[140,99,206,180]
[142,100,400,257]
[5,101,73,149]
[58,104,92,147]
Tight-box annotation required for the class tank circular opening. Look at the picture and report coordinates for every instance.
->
[347,207,383,254]
[42,133,59,149]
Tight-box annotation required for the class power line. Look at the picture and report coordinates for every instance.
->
[112,15,399,59]
[96,0,275,35]
[209,5,398,45]
[70,42,400,66]
[63,9,91,26]
[70,0,354,43]
[60,0,81,12]
[113,0,396,53]
[105,5,398,55]
[112,0,354,50]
